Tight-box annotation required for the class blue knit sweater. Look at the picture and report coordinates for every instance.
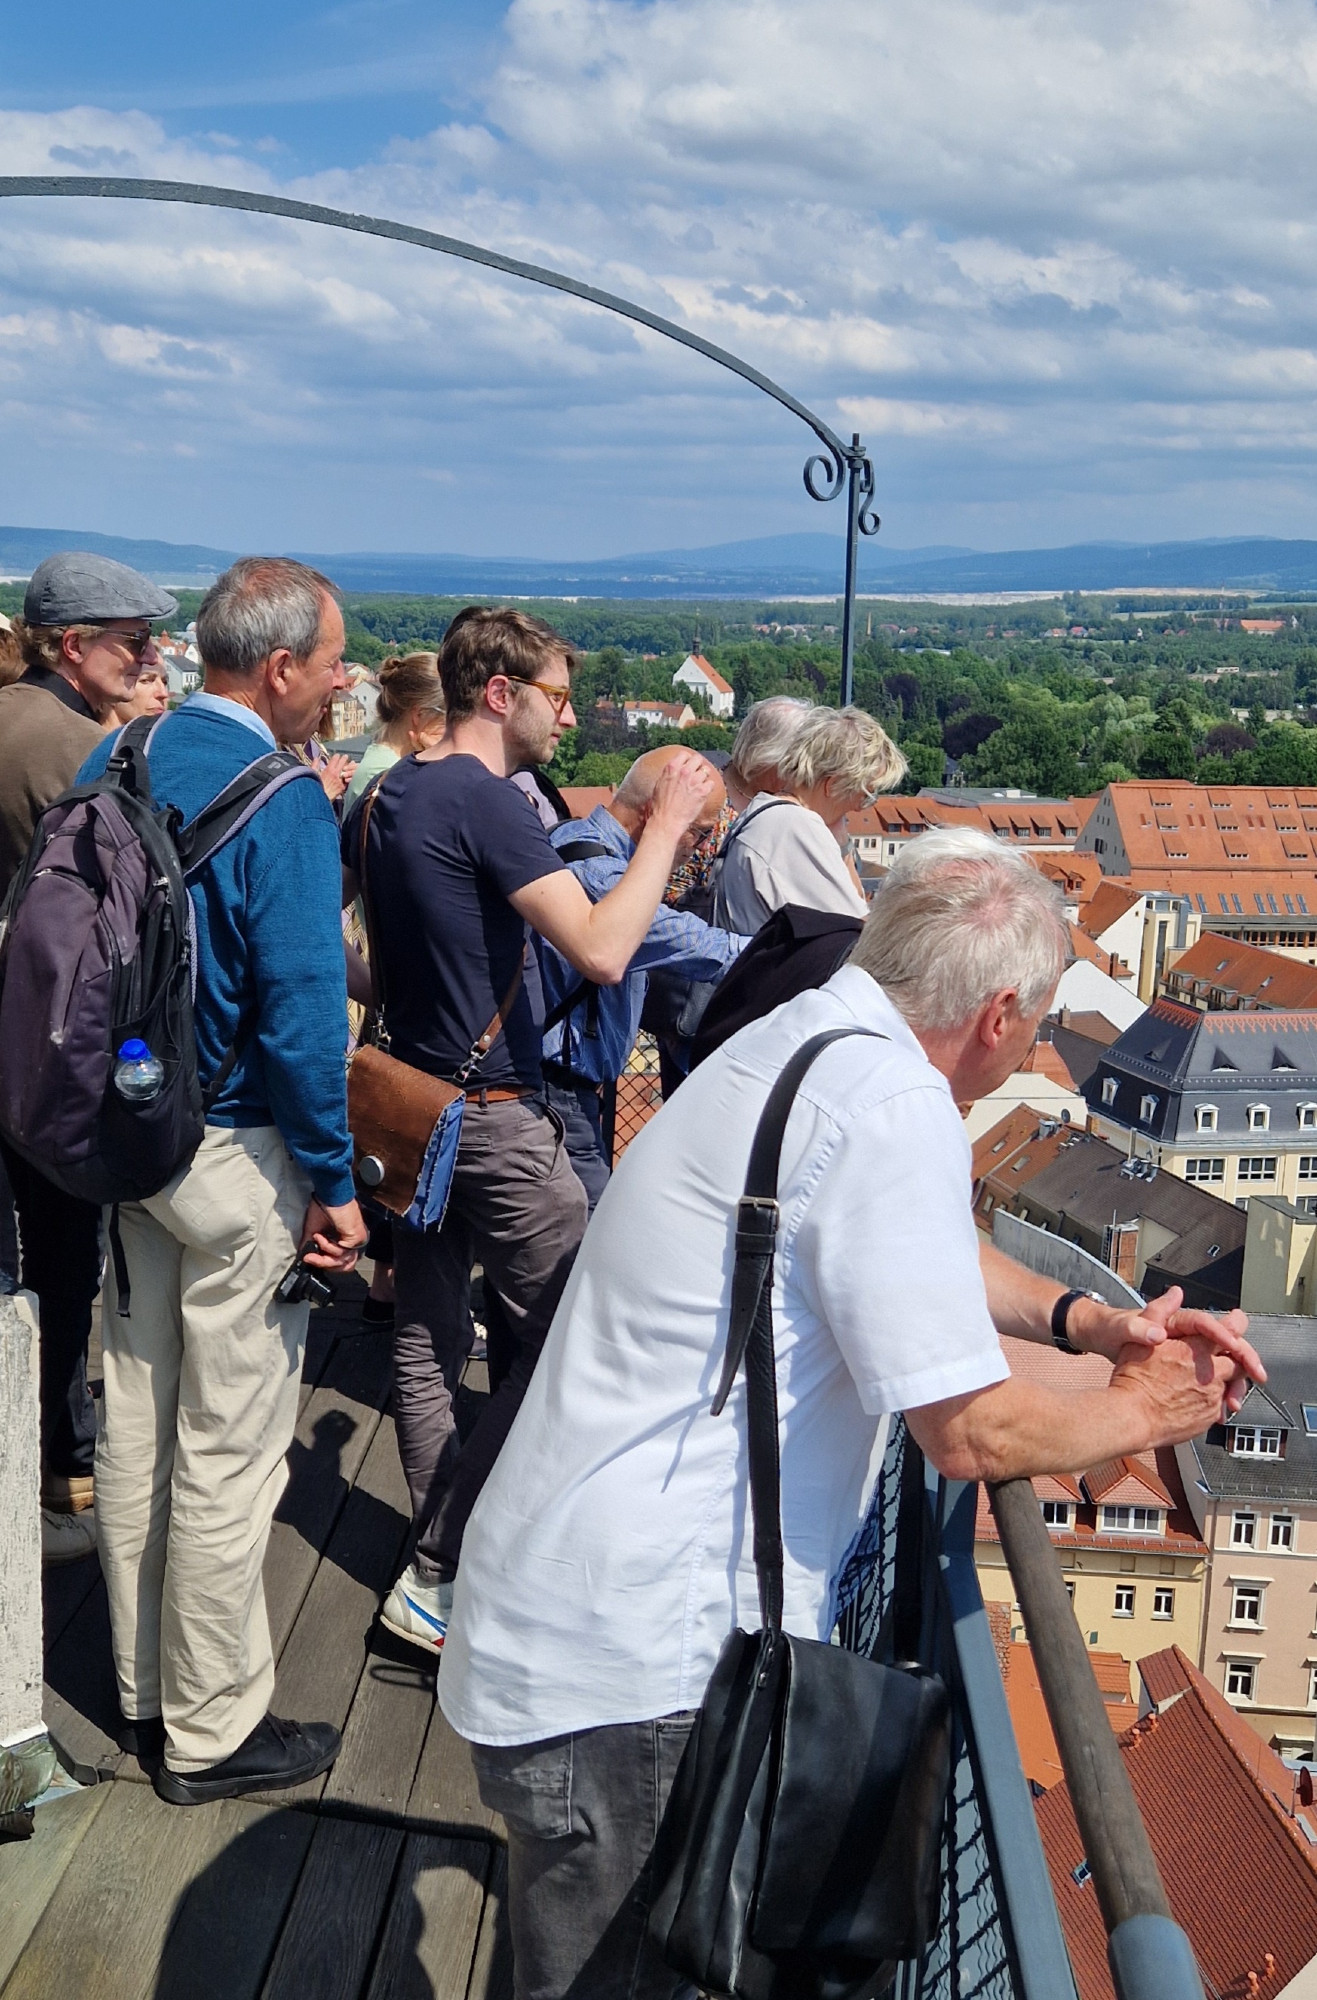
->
[78,698,355,1205]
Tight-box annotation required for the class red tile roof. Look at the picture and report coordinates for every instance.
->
[1165,933,1317,1011]
[991,1626,1134,1790]
[1079,879,1144,940]
[1036,1647,1317,2000]
[1086,782,1317,876]
[683,653,734,695]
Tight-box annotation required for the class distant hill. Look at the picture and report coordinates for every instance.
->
[6,524,1317,599]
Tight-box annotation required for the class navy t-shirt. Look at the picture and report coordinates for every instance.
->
[344,753,565,1089]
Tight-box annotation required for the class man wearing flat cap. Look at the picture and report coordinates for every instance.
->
[0,551,176,1564]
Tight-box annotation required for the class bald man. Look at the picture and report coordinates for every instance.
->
[538,747,747,1208]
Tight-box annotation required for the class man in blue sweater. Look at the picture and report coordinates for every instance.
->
[77,557,367,1805]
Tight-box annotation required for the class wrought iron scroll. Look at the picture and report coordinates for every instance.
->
[0,175,880,702]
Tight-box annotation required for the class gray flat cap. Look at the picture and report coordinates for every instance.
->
[23,552,178,626]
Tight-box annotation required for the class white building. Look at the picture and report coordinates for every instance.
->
[672,653,734,720]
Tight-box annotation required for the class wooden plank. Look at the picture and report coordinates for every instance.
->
[256,1413,411,1807]
[261,1815,403,2000]
[466,1845,513,2000]
[364,1834,490,2000]
[323,1428,433,1817]
[42,1576,122,1785]
[264,1328,395,1659]
[0,1784,111,1990]
[41,1546,103,1655]
[146,1802,314,2000]
[406,1703,502,1841]
[0,1784,275,2000]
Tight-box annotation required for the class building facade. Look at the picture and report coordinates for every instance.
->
[1175,1322,1317,1757]
[1084,1000,1317,1213]
[671,653,735,719]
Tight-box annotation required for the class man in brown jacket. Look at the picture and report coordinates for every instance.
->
[0,551,177,1564]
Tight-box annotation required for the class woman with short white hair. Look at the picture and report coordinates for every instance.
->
[716,704,906,935]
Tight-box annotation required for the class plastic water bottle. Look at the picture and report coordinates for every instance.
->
[113,1038,165,1104]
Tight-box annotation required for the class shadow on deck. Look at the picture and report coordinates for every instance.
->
[0,1277,509,2000]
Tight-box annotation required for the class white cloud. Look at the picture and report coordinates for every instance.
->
[8,4,1317,551]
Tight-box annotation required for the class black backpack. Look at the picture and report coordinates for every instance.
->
[688,904,864,1069]
[0,714,317,1209]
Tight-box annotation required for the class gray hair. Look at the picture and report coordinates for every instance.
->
[196,557,338,676]
[776,705,906,801]
[852,827,1068,1031]
[729,695,814,788]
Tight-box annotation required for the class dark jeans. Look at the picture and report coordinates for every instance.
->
[392,1095,587,1580]
[472,1715,698,2000]
[544,1078,611,1215]
[0,1137,100,1485]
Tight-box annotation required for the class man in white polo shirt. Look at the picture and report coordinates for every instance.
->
[439,828,1260,2000]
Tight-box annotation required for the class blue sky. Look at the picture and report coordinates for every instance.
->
[4,0,1317,560]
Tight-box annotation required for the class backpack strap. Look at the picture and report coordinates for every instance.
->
[177,752,319,878]
[554,837,610,864]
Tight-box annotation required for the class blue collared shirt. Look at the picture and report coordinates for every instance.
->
[538,806,746,1084]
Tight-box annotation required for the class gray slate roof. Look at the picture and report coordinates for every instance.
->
[1183,1316,1317,1503]
[1083,1001,1317,1146]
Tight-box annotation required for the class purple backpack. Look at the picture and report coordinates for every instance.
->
[0,714,314,1207]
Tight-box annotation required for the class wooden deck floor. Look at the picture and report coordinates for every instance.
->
[0,1279,510,2000]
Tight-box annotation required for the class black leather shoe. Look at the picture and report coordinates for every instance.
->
[152,1714,341,1806]
[117,1714,166,1765]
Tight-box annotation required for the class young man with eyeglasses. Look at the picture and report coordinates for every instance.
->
[0,552,177,1564]
[343,605,714,1653]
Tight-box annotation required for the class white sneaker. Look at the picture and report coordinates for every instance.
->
[379,1563,452,1655]
[41,1504,98,1566]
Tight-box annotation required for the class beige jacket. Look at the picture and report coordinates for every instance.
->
[0,676,105,897]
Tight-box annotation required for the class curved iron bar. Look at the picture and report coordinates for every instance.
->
[0,174,882,697]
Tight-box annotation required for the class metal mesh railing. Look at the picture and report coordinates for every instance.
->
[611,1032,665,1164]
[836,1423,1025,2000]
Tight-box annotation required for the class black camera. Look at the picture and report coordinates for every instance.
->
[273,1254,336,1309]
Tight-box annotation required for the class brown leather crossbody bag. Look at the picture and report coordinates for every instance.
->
[347,773,523,1218]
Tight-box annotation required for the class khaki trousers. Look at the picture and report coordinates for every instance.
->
[96,1126,312,1773]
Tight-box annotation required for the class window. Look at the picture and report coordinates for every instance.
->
[1101,1076,1118,1107]
[1247,1104,1271,1131]
[1153,1587,1175,1619]
[1139,1094,1158,1124]
[1300,1158,1317,1181]
[1041,1500,1072,1528]
[1237,1157,1278,1181]
[1100,1505,1164,1534]
[1231,1511,1257,1547]
[1195,1104,1218,1133]
[1309,1666,1317,1708]
[1114,1584,1135,1617]
[1225,1660,1256,1701]
[1270,1515,1295,1551]
[1230,1584,1264,1627]
[1064,1579,1075,1600]
[1185,1157,1225,1183]
[1231,1426,1283,1456]
[1305,1404,1317,1435]
[1301,1105,1317,1131]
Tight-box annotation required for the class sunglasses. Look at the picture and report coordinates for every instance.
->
[95,627,156,661]
[507,674,574,721]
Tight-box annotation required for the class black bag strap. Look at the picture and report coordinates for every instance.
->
[713,1027,896,1633]
[177,752,316,878]
[555,837,609,863]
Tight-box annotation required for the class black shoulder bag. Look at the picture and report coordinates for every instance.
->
[648,1029,952,2000]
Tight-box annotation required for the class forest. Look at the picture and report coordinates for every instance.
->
[7,581,1317,796]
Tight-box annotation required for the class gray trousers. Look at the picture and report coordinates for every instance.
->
[472,1715,698,2000]
[392,1094,586,1579]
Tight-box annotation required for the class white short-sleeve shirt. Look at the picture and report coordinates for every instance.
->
[439,966,1007,1747]
[716,793,868,936]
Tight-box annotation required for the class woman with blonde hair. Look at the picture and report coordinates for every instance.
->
[344,651,446,807]
[715,704,906,935]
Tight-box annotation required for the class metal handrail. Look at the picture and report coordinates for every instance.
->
[989,1478,1206,2000]
[0,174,882,701]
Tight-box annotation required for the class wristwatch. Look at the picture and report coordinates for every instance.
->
[1051,1288,1104,1355]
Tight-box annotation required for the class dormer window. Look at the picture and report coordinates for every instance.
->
[1196,1104,1218,1133]
[1040,1500,1072,1529]
[1101,1077,1118,1107]
[1100,1504,1165,1535]
[1230,1426,1284,1457]
[1139,1094,1158,1124]
[1300,1104,1317,1131]
[1247,1104,1270,1132]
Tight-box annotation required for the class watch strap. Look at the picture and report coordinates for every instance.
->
[1051,1288,1087,1355]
